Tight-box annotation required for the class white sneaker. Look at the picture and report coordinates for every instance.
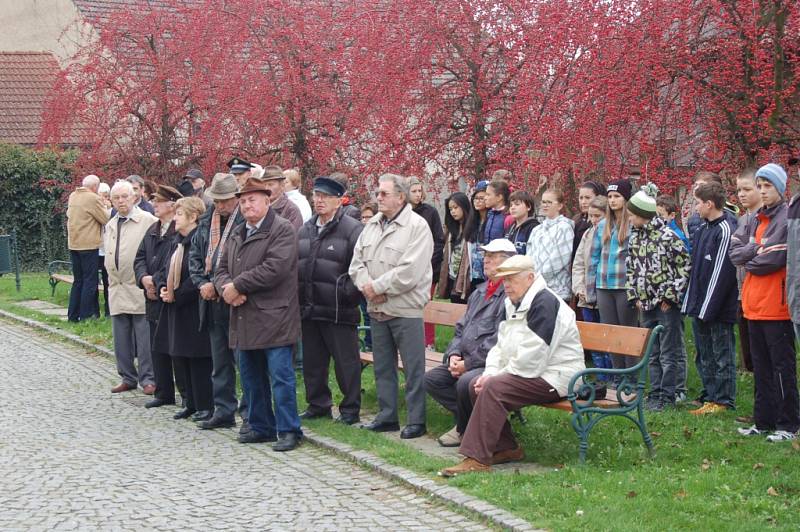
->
[766,430,797,442]
[675,392,688,403]
[737,425,765,436]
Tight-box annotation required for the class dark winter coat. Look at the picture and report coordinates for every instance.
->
[681,212,738,323]
[572,213,592,264]
[505,217,539,255]
[297,208,364,325]
[443,281,507,370]
[214,207,301,350]
[154,227,211,358]
[413,202,445,277]
[133,220,176,323]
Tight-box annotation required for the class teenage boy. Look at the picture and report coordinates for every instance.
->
[730,163,799,442]
[681,182,738,415]
[733,168,762,373]
[626,187,690,411]
[656,195,691,252]
[505,190,538,254]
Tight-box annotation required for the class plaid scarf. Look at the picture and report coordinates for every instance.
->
[205,205,240,274]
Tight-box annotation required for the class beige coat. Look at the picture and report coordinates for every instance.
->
[104,207,157,316]
[349,203,433,318]
[67,187,110,250]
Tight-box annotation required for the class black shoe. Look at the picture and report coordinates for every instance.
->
[335,414,360,425]
[400,424,427,439]
[191,410,214,422]
[239,420,252,435]
[273,432,302,452]
[173,408,196,420]
[145,398,175,409]
[199,415,236,430]
[299,409,332,420]
[238,431,277,444]
[361,420,400,432]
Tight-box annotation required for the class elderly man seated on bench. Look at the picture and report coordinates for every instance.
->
[425,238,516,447]
[439,255,585,477]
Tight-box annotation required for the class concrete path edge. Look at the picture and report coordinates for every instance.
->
[0,308,540,532]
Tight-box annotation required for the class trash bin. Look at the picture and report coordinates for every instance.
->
[0,234,11,274]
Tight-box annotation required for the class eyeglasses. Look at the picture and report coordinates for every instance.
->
[375,190,399,198]
[540,200,555,205]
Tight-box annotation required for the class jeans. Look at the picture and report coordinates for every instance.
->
[640,305,685,404]
[692,318,736,408]
[581,308,612,379]
[238,345,302,438]
[67,249,100,322]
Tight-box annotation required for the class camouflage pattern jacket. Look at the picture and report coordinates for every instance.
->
[626,217,690,311]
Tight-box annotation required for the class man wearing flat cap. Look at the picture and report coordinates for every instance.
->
[297,177,364,424]
[188,173,249,431]
[214,178,303,451]
[260,165,303,230]
[135,184,184,407]
[440,255,585,477]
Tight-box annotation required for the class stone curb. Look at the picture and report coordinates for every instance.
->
[0,307,540,532]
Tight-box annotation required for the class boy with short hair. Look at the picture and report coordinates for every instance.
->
[682,182,739,415]
[505,190,538,255]
[626,186,690,410]
[656,195,691,251]
[730,163,799,442]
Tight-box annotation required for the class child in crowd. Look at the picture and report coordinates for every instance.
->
[505,190,538,254]
[734,168,761,373]
[686,171,740,242]
[730,163,799,442]
[481,179,512,244]
[626,185,690,411]
[438,192,476,303]
[572,195,612,375]
[526,188,574,300]
[590,179,638,371]
[682,182,738,415]
[572,181,605,263]
[468,182,489,287]
[656,195,691,252]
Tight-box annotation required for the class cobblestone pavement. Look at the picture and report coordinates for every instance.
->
[0,321,490,531]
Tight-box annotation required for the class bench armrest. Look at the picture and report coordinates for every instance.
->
[48,260,72,276]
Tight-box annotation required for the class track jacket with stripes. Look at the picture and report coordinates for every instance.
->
[681,211,738,323]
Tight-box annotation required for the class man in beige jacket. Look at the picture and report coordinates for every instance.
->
[66,175,110,322]
[105,180,158,394]
[349,173,434,439]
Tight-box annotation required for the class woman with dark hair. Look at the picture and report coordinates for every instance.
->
[466,184,488,287]
[437,192,475,303]
[572,181,605,263]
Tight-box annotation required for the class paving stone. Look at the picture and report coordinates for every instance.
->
[0,320,492,531]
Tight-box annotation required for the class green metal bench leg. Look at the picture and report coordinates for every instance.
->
[637,404,655,457]
[49,278,57,297]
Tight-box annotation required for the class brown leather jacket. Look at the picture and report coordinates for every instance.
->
[214,207,300,350]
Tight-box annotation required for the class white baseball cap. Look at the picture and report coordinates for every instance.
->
[479,238,517,254]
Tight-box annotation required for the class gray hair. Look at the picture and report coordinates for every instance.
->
[82,174,100,188]
[98,182,110,195]
[110,180,134,196]
[126,174,144,186]
[378,173,410,197]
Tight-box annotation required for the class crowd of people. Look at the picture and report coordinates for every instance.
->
[63,156,800,475]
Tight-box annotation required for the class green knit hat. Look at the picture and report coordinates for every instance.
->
[627,183,659,219]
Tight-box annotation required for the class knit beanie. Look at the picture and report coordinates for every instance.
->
[607,178,632,201]
[475,180,489,192]
[755,163,787,196]
[627,183,659,219]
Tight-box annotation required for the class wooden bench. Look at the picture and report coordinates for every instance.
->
[48,260,104,296]
[359,300,662,463]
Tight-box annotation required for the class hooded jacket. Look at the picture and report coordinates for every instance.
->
[505,217,539,255]
[682,211,738,323]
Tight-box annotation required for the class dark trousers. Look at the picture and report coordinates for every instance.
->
[640,305,685,404]
[424,364,484,434]
[459,373,560,465]
[301,320,361,417]
[737,302,753,372]
[693,318,736,408]
[98,256,110,317]
[209,301,246,419]
[749,320,800,433]
[149,320,178,404]
[596,289,639,369]
[67,249,99,322]
[172,356,213,412]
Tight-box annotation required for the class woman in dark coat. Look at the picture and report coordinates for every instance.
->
[156,196,213,421]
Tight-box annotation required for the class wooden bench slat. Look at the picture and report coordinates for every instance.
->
[50,273,104,293]
[423,301,467,327]
[542,398,622,412]
[576,321,651,357]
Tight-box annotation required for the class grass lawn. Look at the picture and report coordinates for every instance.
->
[3,273,800,530]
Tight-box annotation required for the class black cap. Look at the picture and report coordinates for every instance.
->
[313,176,346,197]
[177,180,195,198]
[226,157,254,174]
[184,168,204,180]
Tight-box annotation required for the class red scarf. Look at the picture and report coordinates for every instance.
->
[485,279,502,300]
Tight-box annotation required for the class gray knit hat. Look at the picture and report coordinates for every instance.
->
[627,183,659,219]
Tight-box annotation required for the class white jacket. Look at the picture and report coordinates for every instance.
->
[349,203,434,318]
[104,207,157,316]
[286,189,312,223]
[484,275,585,397]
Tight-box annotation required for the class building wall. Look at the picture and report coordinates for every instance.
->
[0,0,92,65]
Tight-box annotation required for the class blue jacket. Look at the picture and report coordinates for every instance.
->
[667,219,691,253]
[681,212,738,323]
[589,219,630,290]
[481,208,508,244]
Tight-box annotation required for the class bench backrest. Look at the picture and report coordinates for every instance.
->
[423,300,651,357]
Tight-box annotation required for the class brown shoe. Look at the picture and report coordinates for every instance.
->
[438,458,491,478]
[142,384,156,395]
[111,382,136,393]
[492,446,525,465]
